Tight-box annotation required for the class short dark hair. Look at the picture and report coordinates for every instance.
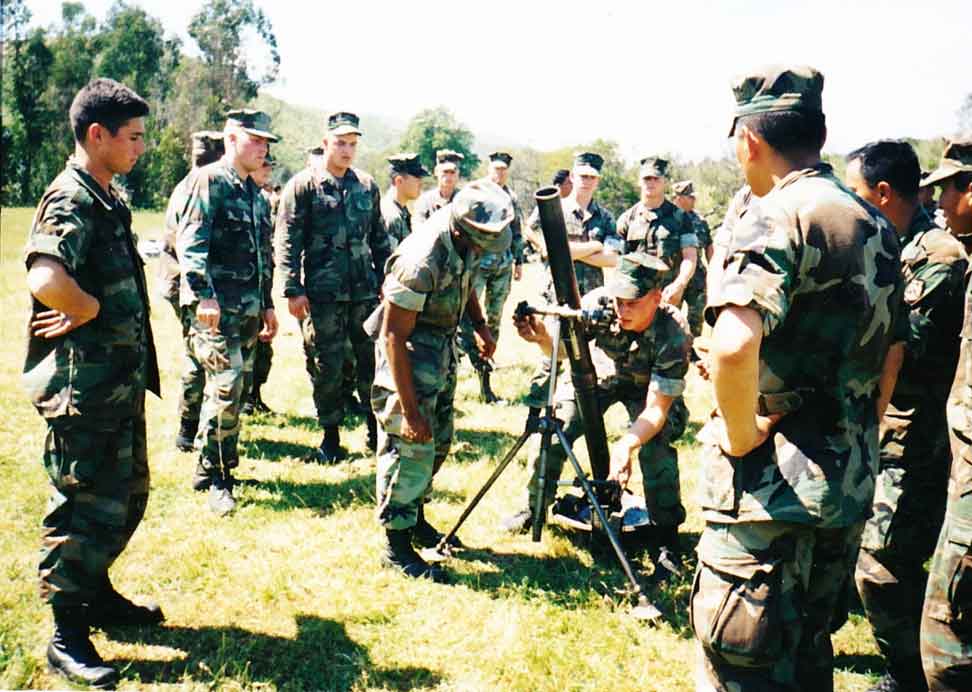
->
[846,139,920,201]
[736,109,826,159]
[951,171,972,192]
[69,78,149,143]
[552,169,570,185]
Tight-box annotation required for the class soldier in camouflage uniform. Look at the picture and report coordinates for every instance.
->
[23,78,162,689]
[372,180,513,581]
[160,131,225,450]
[381,153,428,251]
[501,254,691,552]
[177,109,279,515]
[275,112,391,460]
[920,140,972,692]
[457,152,525,403]
[673,180,713,338]
[842,140,967,692]
[693,66,904,691]
[521,152,620,411]
[413,149,463,222]
[242,152,278,415]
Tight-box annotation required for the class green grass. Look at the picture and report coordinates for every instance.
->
[0,206,883,690]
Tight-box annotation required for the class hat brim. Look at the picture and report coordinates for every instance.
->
[573,164,601,177]
[459,223,512,254]
[607,276,646,300]
[330,125,363,136]
[437,162,459,172]
[241,127,280,143]
[490,160,510,168]
[922,161,972,187]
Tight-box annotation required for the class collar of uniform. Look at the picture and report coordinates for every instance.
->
[771,162,834,194]
[319,166,359,189]
[66,158,119,211]
[437,216,467,272]
[216,156,254,192]
[904,205,938,243]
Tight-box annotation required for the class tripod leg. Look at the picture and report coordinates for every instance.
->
[531,414,555,543]
[435,427,533,553]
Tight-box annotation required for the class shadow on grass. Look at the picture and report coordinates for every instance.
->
[451,428,523,464]
[239,437,314,463]
[108,615,441,690]
[247,473,376,516]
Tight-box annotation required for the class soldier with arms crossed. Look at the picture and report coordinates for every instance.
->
[414,149,463,222]
[23,78,162,689]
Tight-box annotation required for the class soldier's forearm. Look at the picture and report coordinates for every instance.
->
[711,306,763,454]
[27,257,100,318]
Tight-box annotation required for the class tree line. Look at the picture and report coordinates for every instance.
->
[3,1,968,225]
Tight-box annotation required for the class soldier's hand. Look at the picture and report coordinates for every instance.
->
[401,412,432,443]
[31,305,99,339]
[609,439,636,490]
[474,323,497,360]
[197,298,221,333]
[661,282,686,307]
[514,313,547,344]
[288,295,310,321]
[260,308,278,341]
[693,338,711,380]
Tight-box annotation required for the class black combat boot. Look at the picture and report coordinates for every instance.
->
[208,470,236,516]
[251,385,271,413]
[47,606,119,690]
[191,459,217,492]
[240,397,255,416]
[309,425,347,464]
[175,418,197,453]
[381,528,448,583]
[366,412,378,453]
[413,505,463,549]
[477,367,502,404]
[88,576,164,628]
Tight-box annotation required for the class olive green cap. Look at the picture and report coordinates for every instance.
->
[573,152,604,177]
[922,139,972,187]
[387,152,429,178]
[607,253,670,299]
[489,151,513,167]
[673,180,695,196]
[327,111,363,136]
[225,108,280,142]
[639,156,669,179]
[728,65,824,136]
[450,179,514,254]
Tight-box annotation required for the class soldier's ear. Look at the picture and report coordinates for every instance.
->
[875,181,893,206]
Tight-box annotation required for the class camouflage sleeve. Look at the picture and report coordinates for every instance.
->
[527,206,540,231]
[696,217,713,249]
[677,211,700,249]
[616,208,631,252]
[905,258,968,360]
[382,253,435,313]
[176,170,217,302]
[368,182,392,286]
[511,195,525,264]
[258,195,274,310]
[24,187,94,273]
[274,175,307,298]
[707,202,795,333]
[650,310,691,397]
[591,206,617,244]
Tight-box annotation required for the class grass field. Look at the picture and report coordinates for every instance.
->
[0,205,883,690]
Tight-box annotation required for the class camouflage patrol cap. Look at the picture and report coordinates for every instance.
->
[387,152,429,178]
[573,152,604,177]
[436,149,464,171]
[607,252,671,299]
[225,109,280,142]
[327,111,363,136]
[489,151,513,167]
[673,180,695,197]
[191,130,224,148]
[306,145,324,156]
[728,65,824,136]
[639,156,669,179]
[922,139,972,187]
[450,179,514,254]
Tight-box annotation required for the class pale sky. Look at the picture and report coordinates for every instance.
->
[26,0,972,162]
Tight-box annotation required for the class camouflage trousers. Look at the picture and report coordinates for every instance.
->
[691,519,865,692]
[457,262,513,371]
[683,264,707,338]
[920,446,972,691]
[523,357,553,409]
[39,411,149,607]
[241,338,273,401]
[525,387,688,529]
[301,300,376,427]
[168,298,204,426]
[188,301,261,471]
[855,397,951,689]
[373,336,457,530]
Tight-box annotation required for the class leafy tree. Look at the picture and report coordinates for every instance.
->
[399,107,480,178]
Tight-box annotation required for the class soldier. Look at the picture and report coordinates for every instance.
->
[672,179,713,338]
[23,78,162,689]
[919,171,941,223]
[520,152,619,413]
[242,153,278,415]
[373,180,513,581]
[457,151,525,403]
[921,140,972,253]
[414,149,463,222]
[553,168,572,198]
[276,111,390,460]
[844,140,967,692]
[693,66,904,690]
[159,131,225,451]
[177,109,279,515]
[381,152,429,251]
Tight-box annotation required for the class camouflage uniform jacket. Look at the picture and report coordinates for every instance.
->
[478,182,525,271]
[894,207,967,400]
[275,166,389,302]
[158,172,194,303]
[581,288,691,399]
[377,210,475,358]
[23,159,161,419]
[703,163,904,528]
[528,196,618,296]
[177,158,273,311]
[687,209,713,252]
[413,187,456,223]
[380,190,412,252]
[616,199,693,270]
[713,185,754,255]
